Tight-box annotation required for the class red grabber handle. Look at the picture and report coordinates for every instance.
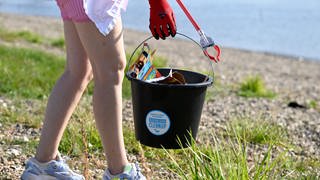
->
[176,0,201,31]
[176,0,221,62]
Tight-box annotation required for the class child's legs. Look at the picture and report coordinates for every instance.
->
[74,18,128,174]
[35,21,92,162]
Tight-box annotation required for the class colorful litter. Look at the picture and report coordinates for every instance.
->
[128,43,186,85]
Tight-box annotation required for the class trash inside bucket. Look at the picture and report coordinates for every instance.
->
[126,68,213,149]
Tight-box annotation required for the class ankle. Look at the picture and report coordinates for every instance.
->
[34,153,58,163]
[108,163,131,175]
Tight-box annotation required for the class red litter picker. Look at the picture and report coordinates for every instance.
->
[176,0,221,62]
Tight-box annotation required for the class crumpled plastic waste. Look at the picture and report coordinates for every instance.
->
[146,69,186,84]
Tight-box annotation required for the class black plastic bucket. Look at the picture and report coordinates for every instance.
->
[126,68,213,149]
[126,33,214,149]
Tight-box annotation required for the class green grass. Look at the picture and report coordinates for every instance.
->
[50,37,65,48]
[238,75,276,98]
[15,31,43,43]
[58,97,103,156]
[59,117,103,156]
[309,101,317,109]
[0,45,65,99]
[0,98,45,128]
[0,28,41,43]
[205,76,230,100]
[0,28,65,48]
[164,127,319,179]
[308,100,320,113]
[229,116,289,145]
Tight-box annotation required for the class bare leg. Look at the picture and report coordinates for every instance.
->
[74,18,128,174]
[35,21,92,162]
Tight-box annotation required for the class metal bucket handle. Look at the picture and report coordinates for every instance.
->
[127,32,215,82]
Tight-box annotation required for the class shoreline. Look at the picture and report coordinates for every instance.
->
[126,26,320,63]
[1,12,320,63]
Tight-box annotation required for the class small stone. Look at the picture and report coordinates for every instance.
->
[6,148,21,156]
[1,157,8,164]
[10,105,15,111]
[22,136,29,142]
[88,143,93,148]
[2,102,7,108]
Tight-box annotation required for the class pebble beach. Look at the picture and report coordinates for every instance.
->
[0,13,319,179]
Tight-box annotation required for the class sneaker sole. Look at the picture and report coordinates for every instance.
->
[21,173,58,180]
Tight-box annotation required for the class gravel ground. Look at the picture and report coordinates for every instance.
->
[0,13,320,179]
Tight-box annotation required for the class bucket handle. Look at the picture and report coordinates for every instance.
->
[127,32,215,82]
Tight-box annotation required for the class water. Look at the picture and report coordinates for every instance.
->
[0,0,319,61]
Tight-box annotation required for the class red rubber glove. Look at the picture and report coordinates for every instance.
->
[149,0,177,40]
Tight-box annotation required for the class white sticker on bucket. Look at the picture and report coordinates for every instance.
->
[146,110,170,136]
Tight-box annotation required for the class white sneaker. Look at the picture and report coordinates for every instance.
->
[103,163,146,180]
[21,154,84,180]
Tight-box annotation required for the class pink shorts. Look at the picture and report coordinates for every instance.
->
[56,0,91,22]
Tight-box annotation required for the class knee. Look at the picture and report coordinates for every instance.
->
[65,64,93,84]
[94,59,126,86]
